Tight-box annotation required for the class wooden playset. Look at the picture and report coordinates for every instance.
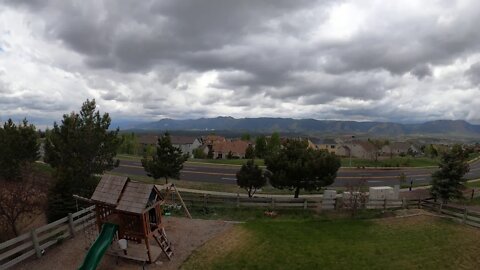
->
[88,174,177,263]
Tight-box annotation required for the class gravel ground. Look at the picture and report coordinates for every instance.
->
[13,217,232,270]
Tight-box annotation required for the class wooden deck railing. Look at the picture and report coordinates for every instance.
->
[0,205,96,269]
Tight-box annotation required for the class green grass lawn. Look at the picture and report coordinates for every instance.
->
[341,156,440,168]
[189,158,265,166]
[183,213,480,270]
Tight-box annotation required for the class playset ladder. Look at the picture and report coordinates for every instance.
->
[154,228,174,260]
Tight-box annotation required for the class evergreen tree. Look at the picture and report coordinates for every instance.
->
[0,119,39,181]
[141,132,188,184]
[207,146,214,159]
[255,135,267,158]
[245,144,255,159]
[236,159,267,197]
[265,139,341,198]
[241,133,251,141]
[430,144,470,203]
[266,132,281,156]
[44,99,121,221]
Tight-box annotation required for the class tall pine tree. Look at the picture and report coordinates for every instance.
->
[44,99,121,221]
[0,119,39,181]
[430,144,470,203]
[141,132,188,184]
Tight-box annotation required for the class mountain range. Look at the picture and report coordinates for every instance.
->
[132,117,480,139]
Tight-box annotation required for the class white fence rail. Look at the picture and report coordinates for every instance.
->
[0,206,96,269]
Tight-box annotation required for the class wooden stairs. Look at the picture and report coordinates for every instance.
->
[153,228,174,260]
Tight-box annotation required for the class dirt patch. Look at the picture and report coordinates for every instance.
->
[181,226,251,269]
[13,217,232,270]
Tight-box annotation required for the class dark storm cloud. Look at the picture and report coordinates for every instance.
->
[466,62,480,85]
[3,0,480,123]
[410,64,432,80]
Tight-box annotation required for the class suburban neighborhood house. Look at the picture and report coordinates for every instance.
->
[338,141,376,159]
[171,136,202,158]
[210,140,250,159]
[138,133,423,161]
[316,139,337,154]
[138,134,202,158]
[381,142,420,156]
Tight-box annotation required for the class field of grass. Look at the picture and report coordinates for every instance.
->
[341,156,440,168]
[183,213,480,270]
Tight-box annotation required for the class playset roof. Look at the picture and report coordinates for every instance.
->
[91,174,158,214]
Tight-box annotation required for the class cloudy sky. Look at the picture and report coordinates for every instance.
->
[1,0,480,127]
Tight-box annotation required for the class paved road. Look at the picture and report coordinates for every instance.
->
[113,159,480,187]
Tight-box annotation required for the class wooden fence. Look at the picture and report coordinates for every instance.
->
[172,192,407,211]
[0,205,96,269]
[419,200,480,228]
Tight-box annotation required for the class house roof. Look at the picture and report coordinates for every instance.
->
[212,140,249,155]
[204,135,226,144]
[390,142,411,152]
[319,138,337,145]
[353,140,376,152]
[91,175,129,205]
[116,181,156,214]
[170,136,198,145]
[138,134,158,145]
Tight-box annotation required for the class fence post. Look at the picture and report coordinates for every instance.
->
[383,198,387,210]
[463,208,468,223]
[438,202,443,214]
[236,193,240,208]
[31,229,42,258]
[418,200,421,209]
[334,198,337,210]
[68,213,75,238]
[303,199,308,209]
[402,198,406,209]
[271,198,275,209]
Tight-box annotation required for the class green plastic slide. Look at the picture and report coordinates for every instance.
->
[78,223,118,270]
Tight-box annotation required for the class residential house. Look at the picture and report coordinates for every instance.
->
[203,135,227,147]
[211,140,250,159]
[340,140,376,159]
[382,142,421,156]
[138,134,158,147]
[137,134,201,158]
[316,139,337,154]
[170,136,202,158]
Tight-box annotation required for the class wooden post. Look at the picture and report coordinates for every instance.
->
[271,198,275,209]
[383,198,387,210]
[303,199,308,209]
[68,213,75,238]
[334,198,337,209]
[438,202,443,214]
[236,193,240,208]
[418,200,421,209]
[463,208,468,223]
[402,198,406,209]
[172,185,192,219]
[31,229,42,258]
[145,237,153,263]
